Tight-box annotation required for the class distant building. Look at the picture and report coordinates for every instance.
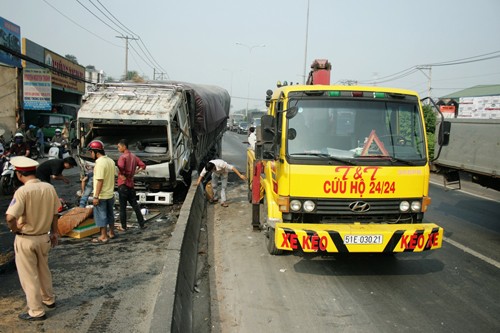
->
[439,84,500,119]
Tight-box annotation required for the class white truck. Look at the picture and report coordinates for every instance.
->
[76,82,230,202]
[433,95,500,191]
[434,118,500,191]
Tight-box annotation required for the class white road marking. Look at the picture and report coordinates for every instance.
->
[444,237,500,269]
[429,180,500,203]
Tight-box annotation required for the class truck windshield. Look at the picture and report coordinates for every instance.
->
[286,99,426,165]
[79,124,169,162]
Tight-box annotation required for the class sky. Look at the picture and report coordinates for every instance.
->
[3,0,500,112]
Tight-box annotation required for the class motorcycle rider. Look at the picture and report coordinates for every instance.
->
[0,128,5,171]
[0,128,5,156]
[36,124,46,158]
[50,128,67,159]
[26,125,38,157]
[6,133,30,157]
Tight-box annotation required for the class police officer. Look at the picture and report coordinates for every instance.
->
[5,156,61,321]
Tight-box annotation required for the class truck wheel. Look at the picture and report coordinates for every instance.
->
[265,226,283,255]
[261,197,283,255]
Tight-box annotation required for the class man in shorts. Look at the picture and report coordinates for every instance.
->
[87,140,116,243]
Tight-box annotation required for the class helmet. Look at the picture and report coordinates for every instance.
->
[29,125,36,129]
[87,140,104,151]
[55,128,62,134]
[14,132,24,138]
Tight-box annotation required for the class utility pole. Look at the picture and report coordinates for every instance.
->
[417,65,432,103]
[153,70,168,81]
[235,42,266,120]
[116,36,138,80]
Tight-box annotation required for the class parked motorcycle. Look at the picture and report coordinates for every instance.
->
[1,156,16,195]
[48,141,70,160]
[29,141,41,160]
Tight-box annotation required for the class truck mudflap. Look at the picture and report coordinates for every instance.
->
[275,223,443,253]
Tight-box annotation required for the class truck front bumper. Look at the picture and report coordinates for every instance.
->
[275,222,443,253]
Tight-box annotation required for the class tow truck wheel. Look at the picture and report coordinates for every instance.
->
[261,197,283,255]
[265,226,283,255]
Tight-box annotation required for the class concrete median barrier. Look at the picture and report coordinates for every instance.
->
[150,181,206,333]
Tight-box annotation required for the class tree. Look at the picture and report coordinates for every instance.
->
[65,54,79,64]
[422,104,437,158]
[123,70,144,82]
[86,65,96,71]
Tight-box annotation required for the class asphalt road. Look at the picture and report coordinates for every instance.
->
[208,131,500,333]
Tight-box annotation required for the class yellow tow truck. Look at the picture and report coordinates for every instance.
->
[248,60,443,255]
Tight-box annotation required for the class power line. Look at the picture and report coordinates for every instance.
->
[0,43,92,83]
[41,0,122,48]
[75,0,124,37]
[95,0,137,37]
[92,0,169,77]
[73,0,168,77]
[359,49,500,85]
[424,50,500,67]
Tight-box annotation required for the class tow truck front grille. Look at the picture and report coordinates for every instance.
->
[289,198,422,224]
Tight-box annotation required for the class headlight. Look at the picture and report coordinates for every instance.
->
[411,201,422,212]
[303,200,315,212]
[290,200,302,212]
[399,201,410,212]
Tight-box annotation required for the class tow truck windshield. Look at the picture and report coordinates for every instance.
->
[286,98,427,166]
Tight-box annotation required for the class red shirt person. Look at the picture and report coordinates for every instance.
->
[116,139,147,230]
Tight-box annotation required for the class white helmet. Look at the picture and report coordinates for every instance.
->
[14,132,24,138]
[55,128,62,134]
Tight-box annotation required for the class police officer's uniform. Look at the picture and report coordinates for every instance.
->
[5,156,61,320]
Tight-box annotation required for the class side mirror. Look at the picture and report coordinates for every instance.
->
[438,121,451,146]
[285,106,298,119]
[256,115,276,160]
[260,115,275,142]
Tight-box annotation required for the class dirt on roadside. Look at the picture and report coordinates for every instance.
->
[0,161,190,333]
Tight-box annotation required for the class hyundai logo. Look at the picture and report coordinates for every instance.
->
[349,201,370,213]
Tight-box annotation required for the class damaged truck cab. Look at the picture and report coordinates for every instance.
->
[77,82,229,196]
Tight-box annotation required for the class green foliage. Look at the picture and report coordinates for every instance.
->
[65,54,79,64]
[422,105,436,134]
[427,132,435,159]
[422,104,437,158]
[123,70,144,82]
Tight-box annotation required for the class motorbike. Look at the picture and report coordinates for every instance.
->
[48,141,70,160]
[1,156,16,195]
[28,141,41,160]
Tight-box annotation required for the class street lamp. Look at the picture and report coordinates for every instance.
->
[235,42,266,119]
[302,0,310,84]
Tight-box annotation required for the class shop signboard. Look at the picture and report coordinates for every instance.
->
[0,16,21,68]
[23,68,52,110]
[44,50,85,94]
